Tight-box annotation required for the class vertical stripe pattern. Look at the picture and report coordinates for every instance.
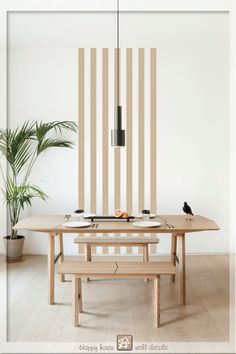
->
[114,48,121,254]
[78,48,158,256]
[90,49,97,214]
[78,49,85,255]
[78,49,84,209]
[150,49,157,254]
[138,49,145,213]
[126,48,133,255]
[102,49,109,254]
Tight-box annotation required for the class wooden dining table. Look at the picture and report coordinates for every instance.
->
[13,214,219,306]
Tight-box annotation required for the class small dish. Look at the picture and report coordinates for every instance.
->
[133,221,161,228]
[73,213,96,218]
[62,221,91,228]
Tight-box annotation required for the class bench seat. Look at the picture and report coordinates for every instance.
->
[57,261,175,328]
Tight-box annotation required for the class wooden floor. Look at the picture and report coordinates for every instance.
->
[7,255,231,343]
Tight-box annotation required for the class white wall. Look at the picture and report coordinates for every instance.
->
[0,11,229,255]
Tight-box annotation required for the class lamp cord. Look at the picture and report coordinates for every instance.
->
[117,0,120,106]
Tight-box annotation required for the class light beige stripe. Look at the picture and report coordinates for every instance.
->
[78,49,85,210]
[78,49,85,255]
[102,48,109,216]
[90,48,97,214]
[126,48,133,255]
[114,48,121,210]
[150,48,157,214]
[126,48,132,215]
[102,48,109,255]
[114,48,121,254]
[150,48,157,255]
[138,48,145,212]
[138,48,145,256]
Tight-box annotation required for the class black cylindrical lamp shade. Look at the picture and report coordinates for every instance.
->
[111,129,125,147]
[111,106,125,147]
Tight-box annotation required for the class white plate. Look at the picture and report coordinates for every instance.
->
[62,221,91,228]
[133,213,156,219]
[73,213,96,218]
[133,221,161,228]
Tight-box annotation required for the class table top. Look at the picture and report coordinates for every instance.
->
[13,214,219,234]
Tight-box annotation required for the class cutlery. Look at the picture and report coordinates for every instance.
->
[91,223,95,228]
[95,224,98,228]
[167,223,174,229]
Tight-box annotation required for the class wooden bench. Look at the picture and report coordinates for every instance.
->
[74,235,160,282]
[57,261,176,328]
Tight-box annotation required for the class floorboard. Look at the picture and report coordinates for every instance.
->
[6,255,231,343]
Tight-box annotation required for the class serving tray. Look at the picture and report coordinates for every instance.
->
[83,215,135,222]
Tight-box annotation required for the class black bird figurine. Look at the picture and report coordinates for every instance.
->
[183,202,194,220]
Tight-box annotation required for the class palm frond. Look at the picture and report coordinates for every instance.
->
[35,121,77,155]
[4,177,47,209]
[0,121,35,175]
[37,138,75,155]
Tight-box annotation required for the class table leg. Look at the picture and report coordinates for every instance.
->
[48,233,55,305]
[78,278,82,312]
[72,276,79,326]
[178,233,186,305]
[170,233,177,282]
[153,276,160,328]
[58,233,65,282]
[84,244,91,282]
[143,244,149,282]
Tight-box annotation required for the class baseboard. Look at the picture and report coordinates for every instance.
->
[13,252,235,257]
[86,252,234,256]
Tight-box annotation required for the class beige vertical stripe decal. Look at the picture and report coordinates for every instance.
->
[102,48,109,254]
[78,49,84,209]
[138,48,145,212]
[78,49,85,255]
[102,48,109,215]
[90,48,97,214]
[114,48,121,254]
[138,49,145,255]
[150,48,157,214]
[126,48,132,214]
[126,48,133,254]
[114,48,121,210]
[150,48,157,255]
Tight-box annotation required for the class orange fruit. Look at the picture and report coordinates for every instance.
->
[121,212,129,218]
[114,209,122,218]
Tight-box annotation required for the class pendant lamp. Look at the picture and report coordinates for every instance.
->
[111,0,125,147]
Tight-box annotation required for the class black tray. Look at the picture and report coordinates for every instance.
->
[84,215,135,222]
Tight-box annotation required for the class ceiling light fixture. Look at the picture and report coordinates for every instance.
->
[111,0,125,147]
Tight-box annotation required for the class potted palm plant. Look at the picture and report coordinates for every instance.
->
[0,120,77,260]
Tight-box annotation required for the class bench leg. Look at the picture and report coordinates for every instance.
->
[78,277,82,312]
[143,244,149,282]
[72,276,79,326]
[84,245,91,282]
[171,233,177,282]
[153,276,160,328]
[58,233,65,282]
